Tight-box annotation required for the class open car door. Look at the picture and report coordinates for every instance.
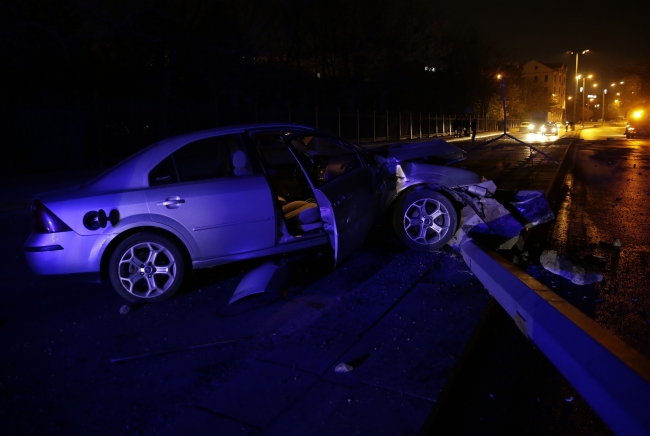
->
[287,134,380,265]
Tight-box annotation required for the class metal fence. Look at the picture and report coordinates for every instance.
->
[6,95,522,172]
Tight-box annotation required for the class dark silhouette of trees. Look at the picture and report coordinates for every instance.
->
[1,0,507,111]
[3,0,565,171]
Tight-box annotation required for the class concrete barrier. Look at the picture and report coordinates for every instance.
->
[460,240,650,436]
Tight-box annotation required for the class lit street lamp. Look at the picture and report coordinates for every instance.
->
[579,74,593,126]
[569,49,589,124]
[602,88,607,122]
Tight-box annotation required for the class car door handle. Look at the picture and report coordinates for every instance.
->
[157,197,185,209]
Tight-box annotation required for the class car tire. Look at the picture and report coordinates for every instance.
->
[109,232,187,303]
[393,189,458,252]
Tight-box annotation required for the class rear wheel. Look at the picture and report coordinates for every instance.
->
[109,232,187,303]
[393,189,458,252]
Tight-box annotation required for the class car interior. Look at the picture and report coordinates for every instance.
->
[252,134,323,238]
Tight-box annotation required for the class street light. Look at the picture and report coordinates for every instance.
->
[602,88,607,122]
[580,74,593,126]
[569,49,589,124]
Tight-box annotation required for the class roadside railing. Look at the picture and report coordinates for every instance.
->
[6,95,520,172]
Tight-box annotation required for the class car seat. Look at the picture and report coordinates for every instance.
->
[278,197,321,232]
[232,150,251,176]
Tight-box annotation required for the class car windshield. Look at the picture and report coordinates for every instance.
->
[288,135,363,186]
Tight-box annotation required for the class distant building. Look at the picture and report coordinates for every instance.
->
[522,60,568,122]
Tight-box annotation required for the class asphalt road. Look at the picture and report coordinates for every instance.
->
[544,124,650,356]
[0,204,492,435]
[2,124,643,435]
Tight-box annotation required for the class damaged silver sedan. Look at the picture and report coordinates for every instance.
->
[24,123,501,303]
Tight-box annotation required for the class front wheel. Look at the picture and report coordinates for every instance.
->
[393,189,458,252]
[108,232,187,303]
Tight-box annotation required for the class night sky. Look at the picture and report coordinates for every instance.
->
[446,0,649,88]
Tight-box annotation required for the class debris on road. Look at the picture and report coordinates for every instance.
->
[119,305,130,315]
[229,261,285,304]
[334,363,354,373]
[539,250,603,285]
[449,189,554,252]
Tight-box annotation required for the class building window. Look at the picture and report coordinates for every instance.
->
[545,75,548,82]
[534,65,538,70]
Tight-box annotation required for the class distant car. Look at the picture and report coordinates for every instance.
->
[626,123,650,138]
[626,110,650,138]
[24,123,490,303]
[519,121,533,132]
[538,122,558,136]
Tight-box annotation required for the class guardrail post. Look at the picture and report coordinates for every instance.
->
[338,107,341,136]
[357,108,360,143]
[399,112,402,139]
[386,111,389,141]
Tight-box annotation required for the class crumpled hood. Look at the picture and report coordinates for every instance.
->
[368,139,466,164]
[396,161,482,187]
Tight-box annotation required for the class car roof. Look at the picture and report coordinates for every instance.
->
[83,123,314,192]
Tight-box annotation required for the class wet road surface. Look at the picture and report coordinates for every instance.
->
[545,130,650,356]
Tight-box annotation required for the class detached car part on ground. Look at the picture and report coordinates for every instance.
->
[24,124,552,303]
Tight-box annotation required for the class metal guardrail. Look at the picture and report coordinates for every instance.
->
[460,240,650,436]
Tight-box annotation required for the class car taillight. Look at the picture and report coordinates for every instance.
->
[31,200,72,234]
